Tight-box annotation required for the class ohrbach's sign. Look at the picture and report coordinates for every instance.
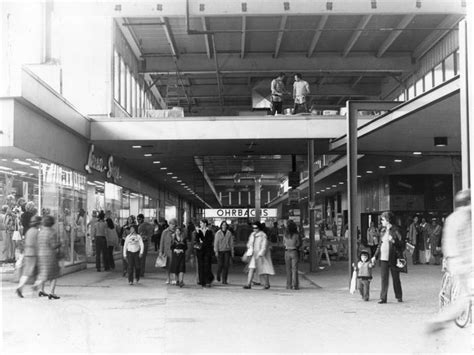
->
[204,208,277,218]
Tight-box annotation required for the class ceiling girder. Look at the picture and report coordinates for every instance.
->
[377,14,416,58]
[274,15,288,59]
[201,16,212,59]
[307,15,328,58]
[342,15,372,57]
[160,16,179,58]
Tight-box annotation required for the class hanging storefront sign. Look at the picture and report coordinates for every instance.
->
[204,208,277,218]
[84,144,121,183]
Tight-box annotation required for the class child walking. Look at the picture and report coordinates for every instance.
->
[170,227,187,288]
[354,250,375,301]
[123,225,144,285]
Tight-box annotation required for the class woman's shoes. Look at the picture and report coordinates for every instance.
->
[15,288,24,298]
[264,285,270,290]
[378,300,387,304]
[243,285,251,289]
[179,281,184,288]
[48,293,60,300]
[38,291,48,297]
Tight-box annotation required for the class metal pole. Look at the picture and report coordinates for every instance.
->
[255,177,261,220]
[308,139,317,272]
[459,19,471,189]
[346,101,358,281]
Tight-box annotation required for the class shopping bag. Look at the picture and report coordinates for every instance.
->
[155,254,167,268]
[349,270,357,294]
[405,242,415,255]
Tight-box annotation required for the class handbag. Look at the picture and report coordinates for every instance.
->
[349,269,357,294]
[155,254,167,268]
[396,258,408,273]
[12,230,22,241]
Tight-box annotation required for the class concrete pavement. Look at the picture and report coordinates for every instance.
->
[1,252,472,354]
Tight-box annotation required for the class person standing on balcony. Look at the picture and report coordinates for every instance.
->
[292,73,310,114]
[270,72,287,115]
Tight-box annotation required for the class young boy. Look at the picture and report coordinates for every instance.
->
[355,250,375,301]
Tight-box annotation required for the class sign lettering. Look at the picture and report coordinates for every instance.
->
[85,144,121,183]
[204,208,277,218]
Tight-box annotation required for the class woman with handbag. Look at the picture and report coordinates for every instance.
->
[170,227,187,287]
[371,211,406,304]
[33,215,61,300]
[243,222,275,290]
[159,218,177,284]
[15,216,42,297]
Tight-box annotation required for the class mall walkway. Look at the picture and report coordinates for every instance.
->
[1,253,471,354]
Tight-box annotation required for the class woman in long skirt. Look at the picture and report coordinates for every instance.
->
[15,216,42,297]
[33,215,61,300]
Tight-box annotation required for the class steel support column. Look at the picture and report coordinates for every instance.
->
[459,19,471,189]
[346,101,358,280]
[255,177,261,220]
[308,139,317,272]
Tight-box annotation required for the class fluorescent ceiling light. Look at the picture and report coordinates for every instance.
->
[378,166,386,169]
[160,167,167,170]
[366,170,373,174]
[153,161,160,164]
[144,153,152,157]
[413,152,422,155]
[132,145,142,149]
[394,159,402,163]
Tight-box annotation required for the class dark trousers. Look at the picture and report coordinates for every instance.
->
[122,246,128,274]
[380,260,402,301]
[358,279,371,301]
[127,251,140,283]
[107,246,115,270]
[196,250,213,285]
[140,241,148,277]
[271,101,283,115]
[412,244,419,264]
[293,102,308,114]
[285,250,299,288]
[95,236,108,271]
[216,251,231,283]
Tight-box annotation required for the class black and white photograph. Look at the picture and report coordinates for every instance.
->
[0,0,472,353]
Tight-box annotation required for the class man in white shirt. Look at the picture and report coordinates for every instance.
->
[292,73,310,114]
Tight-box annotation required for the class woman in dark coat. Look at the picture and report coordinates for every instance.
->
[15,215,42,297]
[170,227,187,287]
[195,219,214,287]
[371,211,406,304]
[33,215,61,299]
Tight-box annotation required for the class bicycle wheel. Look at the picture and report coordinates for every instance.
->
[455,301,472,328]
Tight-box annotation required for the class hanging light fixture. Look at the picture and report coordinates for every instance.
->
[434,136,448,147]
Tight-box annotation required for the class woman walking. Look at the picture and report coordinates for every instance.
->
[160,218,177,284]
[105,218,119,270]
[243,222,274,290]
[170,227,187,287]
[15,216,42,297]
[284,221,300,290]
[371,211,406,303]
[91,211,108,272]
[33,215,61,300]
[214,221,234,284]
[195,219,214,287]
[123,224,144,285]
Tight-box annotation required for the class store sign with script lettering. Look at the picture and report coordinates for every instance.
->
[85,144,121,183]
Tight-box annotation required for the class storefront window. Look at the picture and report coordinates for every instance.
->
[40,161,87,265]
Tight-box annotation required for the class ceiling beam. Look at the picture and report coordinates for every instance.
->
[307,15,328,58]
[351,75,364,88]
[342,15,372,57]
[412,14,463,61]
[377,14,415,58]
[194,156,222,207]
[160,16,179,58]
[53,0,466,17]
[241,16,247,59]
[274,15,288,59]
[201,17,212,59]
[143,53,414,74]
